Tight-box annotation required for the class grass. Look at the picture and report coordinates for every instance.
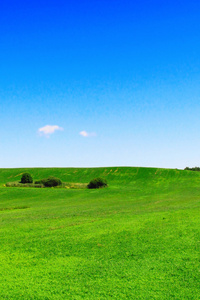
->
[0,167,199,299]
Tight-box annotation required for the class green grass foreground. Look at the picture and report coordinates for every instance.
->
[0,167,200,299]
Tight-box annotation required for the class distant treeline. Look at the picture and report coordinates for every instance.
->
[184,167,200,171]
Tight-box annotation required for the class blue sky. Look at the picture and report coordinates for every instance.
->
[1,0,200,168]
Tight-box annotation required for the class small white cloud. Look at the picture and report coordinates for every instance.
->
[38,125,63,137]
[79,130,96,137]
[79,130,89,137]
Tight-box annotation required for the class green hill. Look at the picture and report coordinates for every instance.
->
[0,167,199,299]
[1,165,200,186]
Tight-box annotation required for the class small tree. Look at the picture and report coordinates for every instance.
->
[20,173,33,184]
[87,177,107,189]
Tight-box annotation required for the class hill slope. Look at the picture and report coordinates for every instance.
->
[0,167,199,299]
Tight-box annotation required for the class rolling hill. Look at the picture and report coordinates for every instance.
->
[0,167,199,299]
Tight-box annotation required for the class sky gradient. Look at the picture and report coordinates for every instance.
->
[1,0,200,168]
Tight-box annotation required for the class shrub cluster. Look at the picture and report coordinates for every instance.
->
[184,167,200,171]
[87,177,107,189]
[7,173,108,190]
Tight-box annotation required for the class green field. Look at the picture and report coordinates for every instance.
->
[0,167,200,299]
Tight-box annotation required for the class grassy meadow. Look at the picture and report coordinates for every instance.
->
[0,167,200,299]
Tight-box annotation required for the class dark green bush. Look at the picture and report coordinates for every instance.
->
[20,173,33,184]
[41,176,62,187]
[87,177,107,189]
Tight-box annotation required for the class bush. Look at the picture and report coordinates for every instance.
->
[20,173,33,184]
[34,180,43,184]
[41,176,62,187]
[87,177,107,189]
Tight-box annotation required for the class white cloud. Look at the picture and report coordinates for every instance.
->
[79,131,96,137]
[79,130,89,137]
[38,125,63,137]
